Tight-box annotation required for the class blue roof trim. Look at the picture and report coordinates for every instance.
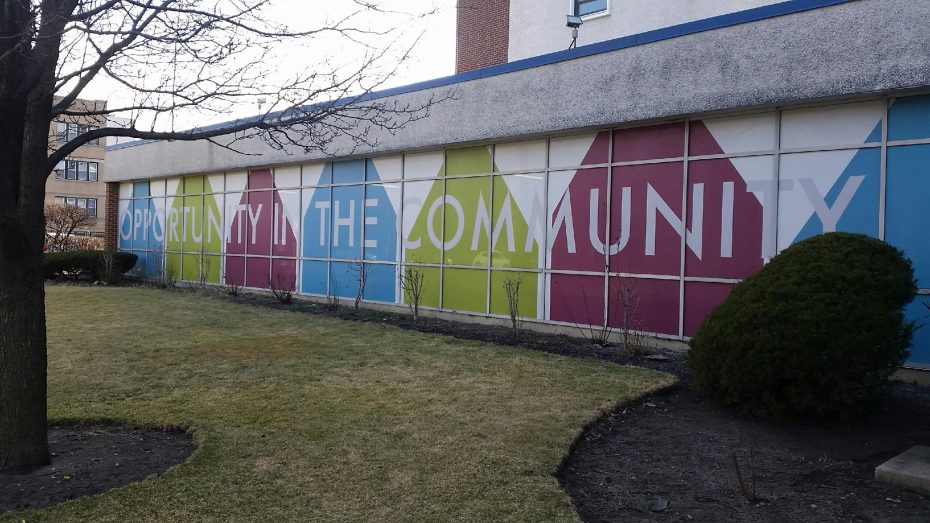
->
[107,0,854,153]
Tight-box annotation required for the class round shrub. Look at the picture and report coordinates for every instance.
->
[688,233,916,420]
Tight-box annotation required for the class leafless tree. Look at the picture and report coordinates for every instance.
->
[502,275,522,342]
[0,0,447,470]
[347,259,369,314]
[43,202,97,252]
[400,265,425,324]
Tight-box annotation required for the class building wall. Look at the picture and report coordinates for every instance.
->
[116,93,930,367]
[508,0,780,61]
[46,98,108,236]
[106,0,929,183]
[457,0,510,72]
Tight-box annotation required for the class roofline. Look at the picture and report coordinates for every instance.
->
[107,0,854,153]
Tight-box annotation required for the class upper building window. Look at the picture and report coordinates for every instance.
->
[55,122,100,145]
[574,0,608,17]
[54,159,99,182]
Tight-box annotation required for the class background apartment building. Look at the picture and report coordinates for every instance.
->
[46,98,108,236]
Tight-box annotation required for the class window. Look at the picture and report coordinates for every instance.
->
[65,160,77,180]
[57,159,98,182]
[56,196,97,218]
[574,0,607,17]
[55,122,68,141]
[54,122,101,145]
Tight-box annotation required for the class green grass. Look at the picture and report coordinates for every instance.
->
[11,287,674,522]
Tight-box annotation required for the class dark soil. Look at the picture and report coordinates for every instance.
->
[0,424,195,514]
[557,384,930,522]
[163,286,930,521]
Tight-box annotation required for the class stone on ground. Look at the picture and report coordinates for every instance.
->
[876,446,930,497]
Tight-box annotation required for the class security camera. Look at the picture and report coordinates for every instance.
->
[566,15,584,28]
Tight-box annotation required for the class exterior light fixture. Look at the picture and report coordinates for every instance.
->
[566,15,584,49]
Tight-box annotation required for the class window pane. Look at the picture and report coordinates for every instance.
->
[56,122,67,140]
[89,162,98,181]
[575,0,607,16]
[77,198,86,208]
[66,197,76,206]
[78,161,88,181]
[87,199,97,218]
[66,161,77,180]
[67,123,78,141]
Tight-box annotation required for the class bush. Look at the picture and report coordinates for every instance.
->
[45,250,138,281]
[688,233,916,420]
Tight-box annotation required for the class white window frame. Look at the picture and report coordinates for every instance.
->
[569,0,609,19]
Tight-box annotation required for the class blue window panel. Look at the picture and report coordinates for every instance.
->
[317,163,333,185]
[330,261,360,299]
[364,264,397,303]
[118,201,132,251]
[132,181,151,199]
[886,145,930,288]
[300,260,329,295]
[366,159,381,182]
[363,183,399,262]
[144,251,162,279]
[332,159,365,184]
[330,185,363,260]
[129,199,148,250]
[793,147,881,245]
[889,95,930,142]
[302,187,331,259]
[147,198,165,253]
[905,299,930,366]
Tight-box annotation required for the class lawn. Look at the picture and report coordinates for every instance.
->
[11,287,673,522]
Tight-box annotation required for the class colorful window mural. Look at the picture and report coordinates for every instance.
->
[118,93,930,366]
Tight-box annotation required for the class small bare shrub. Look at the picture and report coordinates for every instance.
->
[400,266,425,324]
[198,254,212,289]
[268,272,294,304]
[565,279,612,347]
[613,274,648,356]
[98,252,120,285]
[325,272,339,311]
[163,261,178,289]
[347,259,369,314]
[223,272,242,296]
[502,276,523,342]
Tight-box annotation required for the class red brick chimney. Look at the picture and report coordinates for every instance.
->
[456,0,510,73]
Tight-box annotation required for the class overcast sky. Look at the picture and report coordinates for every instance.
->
[80,0,457,130]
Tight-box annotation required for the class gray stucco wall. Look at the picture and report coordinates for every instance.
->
[508,0,780,61]
[107,0,930,182]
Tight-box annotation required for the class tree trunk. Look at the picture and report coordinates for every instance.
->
[0,217,48,470]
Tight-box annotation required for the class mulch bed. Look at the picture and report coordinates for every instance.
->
[557,384,930,522]
[0,424,195,514]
